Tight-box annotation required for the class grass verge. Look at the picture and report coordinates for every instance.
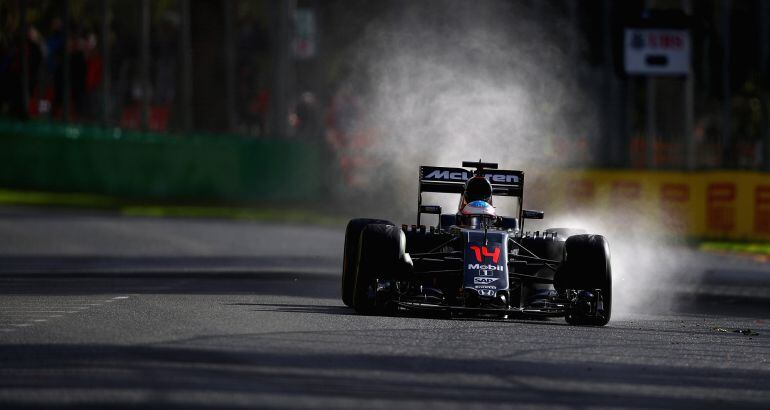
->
[700,241,770,261]
[0,189,345,226]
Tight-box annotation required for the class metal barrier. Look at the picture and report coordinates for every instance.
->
[0,121,324,201]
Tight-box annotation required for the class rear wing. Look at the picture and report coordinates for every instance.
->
[419,166,524,196]
[417,164,525,226]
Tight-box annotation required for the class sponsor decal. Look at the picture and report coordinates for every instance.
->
[469,245,501,264]
[477,289,496,297]
[477,270,495,276]
[474,277,499,285]
[467,263,504,271]
[423,169,519,184]
[660,183,690,233]
[425,170,469,181]
[475,285,497,290]
[755,186,770,234]
[486,173,518,183]
[707,183,736,232]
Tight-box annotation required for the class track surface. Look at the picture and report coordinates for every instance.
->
[1,206,769,409]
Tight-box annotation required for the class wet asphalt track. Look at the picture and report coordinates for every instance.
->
[1,206,769,409]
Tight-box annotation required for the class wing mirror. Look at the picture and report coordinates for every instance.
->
[417,205,442,227]
[419,205,442,214]
[522,210,544,219]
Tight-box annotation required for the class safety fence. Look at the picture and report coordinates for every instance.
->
[542,170,770,241]
[2,120,769,241]
[0,121,324,201]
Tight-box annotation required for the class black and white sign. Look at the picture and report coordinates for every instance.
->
[624,28,690,75]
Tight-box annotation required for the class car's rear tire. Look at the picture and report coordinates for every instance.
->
[556,234,612,326]
[352,224,404,314]
[341,218,393,307]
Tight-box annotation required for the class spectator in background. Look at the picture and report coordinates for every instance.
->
[0,21,43,119]
[325,81,369,187]
[68,29,87,119]
[241,73,269,136]
[237,19,270,136]
[84,31,103,120]
[24,26,44,117]
[48,18,65,118]
[0,31,23,117]
[153,16,177,106]
[325,81,361,151]
[293,91,323,139]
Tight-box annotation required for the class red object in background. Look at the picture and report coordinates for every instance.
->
[85,55,103,92]
[629,137,683,168]
[120,104,170,132]
[754,186,770,234]
[706,183,737,232]
[26,85,55,118]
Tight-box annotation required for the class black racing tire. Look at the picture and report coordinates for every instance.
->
[557,234,612,326]
[341,218,393,307]
[352,224,404,314]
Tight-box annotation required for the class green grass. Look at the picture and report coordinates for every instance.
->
[0,189,119,208]
[120,205,344,225]
[0,189,344,226]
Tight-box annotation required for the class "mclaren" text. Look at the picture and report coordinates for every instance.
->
[424,170,519,184]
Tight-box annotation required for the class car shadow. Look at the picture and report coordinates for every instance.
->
[224,302,355,316]
[224,301,574,326]
[1,342,767,409]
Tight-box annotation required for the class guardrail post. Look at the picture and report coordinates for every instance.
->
[140,0,151,131]
[63,0,71,122]
[180,0,193,132]
[101,0,111,126]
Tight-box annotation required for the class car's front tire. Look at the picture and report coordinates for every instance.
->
[341,218,393,307]
[352,223,405,314]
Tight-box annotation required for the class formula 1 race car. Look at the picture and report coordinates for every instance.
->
[341,161,611,325]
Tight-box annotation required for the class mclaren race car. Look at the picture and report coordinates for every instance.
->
[341,161,611,325]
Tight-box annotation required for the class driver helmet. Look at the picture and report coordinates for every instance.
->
[461,200,497,217]
[459,200,497,228]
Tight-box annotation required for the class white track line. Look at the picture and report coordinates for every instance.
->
[0,295,131,332]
